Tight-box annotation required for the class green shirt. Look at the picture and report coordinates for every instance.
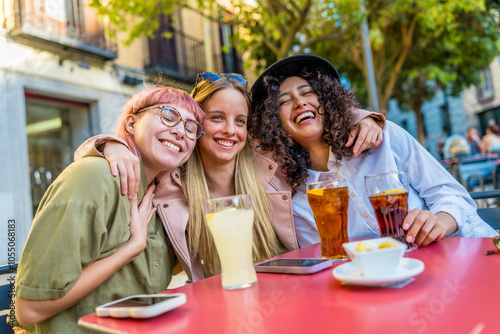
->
[13,157,175,333]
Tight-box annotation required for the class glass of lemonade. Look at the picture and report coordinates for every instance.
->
[365,171,417,251]
[204,194,257,289]
[306,179,349,260]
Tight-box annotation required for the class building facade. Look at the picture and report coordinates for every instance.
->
[387,90,468,159]
[0,0,241,265]
[388,56,500,159]
[462,57,500,134]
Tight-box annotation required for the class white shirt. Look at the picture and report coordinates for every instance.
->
[293,121,499,247]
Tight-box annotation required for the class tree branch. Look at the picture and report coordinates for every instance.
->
[251,21,282,57]
[381,15,418,109]
[297,31,344,53]
[349,45,366,76]
[394,89,411,108]
[280,0,311,58]
[262,1,286,40]
[285,0,303,15]
[267,0,296,20]
[181,2,283,57]
[383,22,403,68]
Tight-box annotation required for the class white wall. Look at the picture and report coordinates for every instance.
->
[0,35,138,263]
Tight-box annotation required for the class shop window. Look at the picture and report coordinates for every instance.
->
[25,91,90,215]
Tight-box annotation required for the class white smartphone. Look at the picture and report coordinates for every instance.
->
[96,293,186,318]
[255,258,332,274]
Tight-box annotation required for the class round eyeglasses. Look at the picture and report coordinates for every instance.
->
[135,105,205,140]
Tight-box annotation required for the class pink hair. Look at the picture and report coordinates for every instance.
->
[114,86,205,157]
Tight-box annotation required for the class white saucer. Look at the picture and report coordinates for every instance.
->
[332,258,424,286]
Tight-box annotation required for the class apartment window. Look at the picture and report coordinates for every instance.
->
[146,14,208,80]
[441,103,451,134]
[147,15,179,73]
[476,68,494,102]
[218,24,242,73]
[25,91,90,215]
[7,0,117,58]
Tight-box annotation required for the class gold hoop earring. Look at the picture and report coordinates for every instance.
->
[317,103,324,115]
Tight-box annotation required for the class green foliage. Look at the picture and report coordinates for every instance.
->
[317,0,499,114]
[394,0,499,101]
[378,0,500,142]
[89,0,179,43]
[90,0,500,122]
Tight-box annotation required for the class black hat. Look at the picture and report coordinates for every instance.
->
[250,54,340,112]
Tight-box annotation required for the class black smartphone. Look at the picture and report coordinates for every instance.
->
[255,258,332,274]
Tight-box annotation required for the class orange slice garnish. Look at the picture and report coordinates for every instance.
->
[384,189,406,195]
[307,189,324,196]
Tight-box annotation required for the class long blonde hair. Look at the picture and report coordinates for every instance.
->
[185,76,279,275]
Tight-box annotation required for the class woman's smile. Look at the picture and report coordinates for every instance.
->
[278,76,325,147]
[198,87,248,165]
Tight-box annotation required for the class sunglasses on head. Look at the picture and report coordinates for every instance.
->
[135,105,205,140]
[195,72,248,88]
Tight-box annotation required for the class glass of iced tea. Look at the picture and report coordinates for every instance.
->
[306,179,349,260]
[365,171,417,251]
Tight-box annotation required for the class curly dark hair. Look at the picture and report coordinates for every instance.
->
[248,69,359,194]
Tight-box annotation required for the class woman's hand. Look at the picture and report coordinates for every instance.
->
[126,184,156,258]
[346,117,383,157]
[402,209,458,246]
[103,141,141,197]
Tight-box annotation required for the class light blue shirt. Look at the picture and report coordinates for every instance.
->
[293,121,499,247]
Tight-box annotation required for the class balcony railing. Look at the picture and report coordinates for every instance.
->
[146,28,244,82]
[7,0,117,60]
[146,28,211,82]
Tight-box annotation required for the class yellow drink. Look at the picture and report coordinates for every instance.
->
[207,208,257,289]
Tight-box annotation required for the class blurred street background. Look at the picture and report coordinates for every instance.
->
[1,0,500,305]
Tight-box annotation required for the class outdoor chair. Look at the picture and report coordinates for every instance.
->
[469,190,500,232]
[449,155,500,191]
[493,165,500,189]
[0,264,16,334]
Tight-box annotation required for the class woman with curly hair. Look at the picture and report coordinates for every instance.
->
[249,55,498,247]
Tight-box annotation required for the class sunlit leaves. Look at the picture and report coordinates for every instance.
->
[89,0,500,106]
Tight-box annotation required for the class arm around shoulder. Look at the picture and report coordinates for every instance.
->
[74,134,139,195]
[74,134,130,161]
[352,108,386,128]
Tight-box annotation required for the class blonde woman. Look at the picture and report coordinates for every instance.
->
[75,72,385,280]
[182,74,285,275]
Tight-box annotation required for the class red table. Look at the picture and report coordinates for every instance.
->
[79,238,500,334]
